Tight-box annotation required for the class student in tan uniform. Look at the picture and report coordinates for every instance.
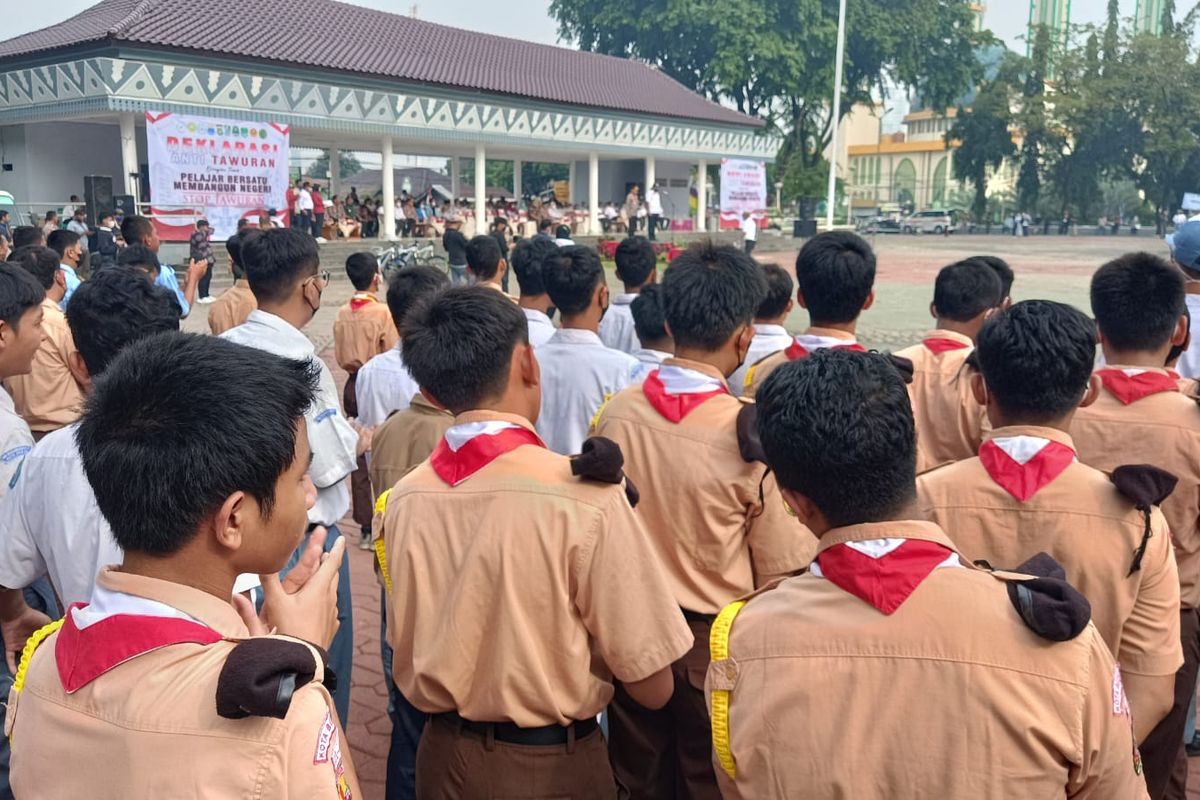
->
[707,349,1149,799]
[592,242,815,799]
[743,231,875,398]
[1070,253,1200,800]
[895,259,1001,472]
[333,251,398,549]
[466,234,515,298]
[919,299,1181,743]
[2,245,84,437]
[7,332,360,799]
[207,230,258,335]
[376,286,692,798]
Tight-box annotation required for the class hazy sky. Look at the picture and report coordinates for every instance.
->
[4,0,1118,53]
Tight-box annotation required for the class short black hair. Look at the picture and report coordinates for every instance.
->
[8,246,60,290]
[386,264,449,333]
[76,333,319,556]
[344,252,378,291]
[542,246,604,316]
[795,231,876,324]
[757,349,916,527]
[614,237,657,288]
[117,244,160,274]
[12,226,43,249]
[631,284,668,345]
[466,235,503,281]
[555,225,572,240]
[538,218,555,233]
[120,215,154,247]
[969,255,1014,301]
[0,262,45,328]
[403,286,528,412]
[509,237,559,297]
[976,300,1096,423]
[933,260,1003,322]
[1091,252,1185,351]
[226,230,249,280]
[661,242,766,350]
[46,229,80,259]
[65,268,181,376]
[240,227,320,304]
[758,264,794,320]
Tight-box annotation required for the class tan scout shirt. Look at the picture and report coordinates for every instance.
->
[3,299,83,432]
[333,294,398,374]
[593,358,817,614]
[9,569,361,799]
[742,326,861,399]
[381,410,693,727]
[918,426,1182,678]
[1072,366,1200,609]
[895,329,988,473]
[707,521,1149,800]
[207,281,257,336]
[368,392,453,500]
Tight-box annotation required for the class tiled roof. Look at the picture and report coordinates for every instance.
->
[0,0,762,128]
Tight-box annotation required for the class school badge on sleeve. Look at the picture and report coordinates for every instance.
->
[314,709,353,798]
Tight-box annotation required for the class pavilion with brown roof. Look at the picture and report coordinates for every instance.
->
[0,0,776,236]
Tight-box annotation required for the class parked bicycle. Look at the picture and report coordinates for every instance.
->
[376,241,448,281]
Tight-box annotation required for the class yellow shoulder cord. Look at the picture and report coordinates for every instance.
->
[743,366,757,392]
[709,600,747,780]
[373,490,393,593]
[12,618,64,694]
[589,393,614,432]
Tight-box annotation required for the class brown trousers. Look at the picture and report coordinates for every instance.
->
[342,371,373,532]
[1140,607,1200,799]
[607,618,721,800]
[416,713,621,799]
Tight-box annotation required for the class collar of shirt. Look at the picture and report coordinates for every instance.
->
[662,357,729,388]
[922,329,973,348]
[0,385,15,416]
[803,325,857,343]
[547,328,604,347]
[59,263,78,279]
[93,568,250,638]
[753,323,788,338]
[983,425,1075,453]
[235,310,316,358]
[411,393,449,416]
[633,348,672,364]
[814,520,959,561]
[452,409,538,435]
[523,307,553,326]
[612,293,638,306]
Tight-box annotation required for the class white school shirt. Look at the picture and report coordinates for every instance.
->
[1178,294,1200,379]
[598,294,640,354]
[534,328,644,454]
[355,342,421,428]
[729,323,794,396]
[222,310,358,526]
[646,189,664,216]
[0,386,33,502]
[632,348,673,369]
[297,189,314,212]
[523,307,557,348]
[740,215,757,242]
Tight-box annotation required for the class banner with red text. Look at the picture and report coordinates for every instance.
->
[718,158,768,230]
[146,111,290,240]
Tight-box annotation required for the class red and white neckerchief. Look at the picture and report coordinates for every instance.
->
[922,337,971,355]
[1096,368,1180,405]
[812,538,960,615]
[349,292,378,311]
[642,365,728,423]
[784,333,867,360]
[55,584,222,693]
[979,435,1076,502]
[429,420,545,486]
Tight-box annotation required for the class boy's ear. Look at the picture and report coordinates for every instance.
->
[862,289,875,312]
[796,289,808,310]
[1079,374,1101,409]
[1172,314,1189,347]
[970,371,988,408]
[929,302,938,321]
[67,350,92,391]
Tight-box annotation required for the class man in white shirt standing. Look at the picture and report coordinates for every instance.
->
[535,246,644,453]
[600,236,657,354]
[296,182,315,237]
[646,183,665,242]
[730,263,795,395]
[221,227,362,725]
[741,210,758,255]
[510,237,559,347]
[356,264,449,429]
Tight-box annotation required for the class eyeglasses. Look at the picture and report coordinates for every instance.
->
[304,270,331,290]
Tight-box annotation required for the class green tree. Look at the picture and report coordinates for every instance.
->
[945,56,1018,220]
[305,150,362,180]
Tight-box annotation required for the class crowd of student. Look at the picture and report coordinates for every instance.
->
[2,212,1200,799]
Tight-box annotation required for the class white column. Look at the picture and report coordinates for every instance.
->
[474,144,487,232]
[381,138,396,241]
[645,156,656,193]
[696,159,708,232]
[118,112,139,200]
[588,152,600,235]
[513,159,523,204]
[450,156,461,200]
[568,161,577,204]
[329,148,341,198]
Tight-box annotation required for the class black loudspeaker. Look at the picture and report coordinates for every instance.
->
[113,194,137,218]
[139,164,150,203]
[793,219,817,238]
[84,175,114,219]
